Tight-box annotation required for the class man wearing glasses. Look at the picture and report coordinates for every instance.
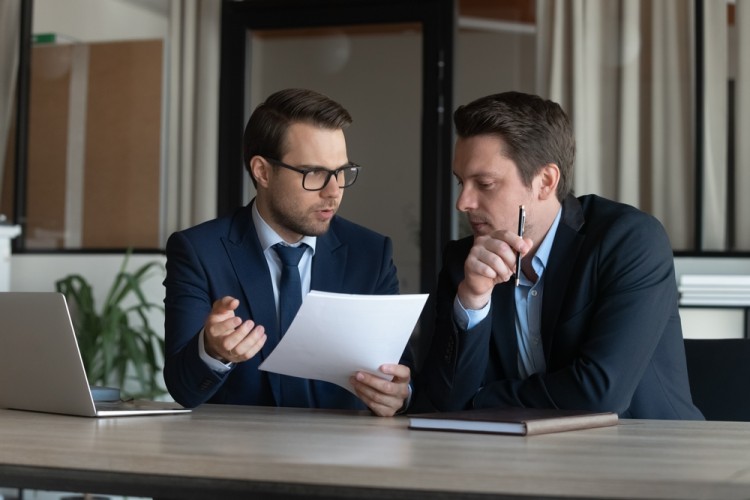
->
[163,88,410,416]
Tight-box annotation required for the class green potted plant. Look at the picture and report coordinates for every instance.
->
[55,252,167,399]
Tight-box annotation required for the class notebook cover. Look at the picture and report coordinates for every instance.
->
[408,407,618,436]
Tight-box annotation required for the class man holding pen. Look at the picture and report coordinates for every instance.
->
[415,91,703,420]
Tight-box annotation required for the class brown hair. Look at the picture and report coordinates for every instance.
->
[454,91,575,200]
[243,88,353,186]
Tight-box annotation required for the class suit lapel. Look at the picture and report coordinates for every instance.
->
[310,220,346,292]
[541,195,586,359]
[221,201,283,403]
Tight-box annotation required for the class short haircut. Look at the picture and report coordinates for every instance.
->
[242,88,353,186]
[453,91,575,200]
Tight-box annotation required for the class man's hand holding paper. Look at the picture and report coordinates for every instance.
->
[351,363,412,416]
[259,291,428,416]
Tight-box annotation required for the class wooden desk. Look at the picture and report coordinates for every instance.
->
[1,405,749,499]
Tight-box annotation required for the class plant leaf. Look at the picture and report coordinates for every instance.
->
[55,250,167,398]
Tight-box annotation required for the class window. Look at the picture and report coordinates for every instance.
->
[2,0,169,251]
[5,0,746,258]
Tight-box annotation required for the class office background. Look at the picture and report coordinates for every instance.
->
[0,0,748,397]
[0,4,748,499]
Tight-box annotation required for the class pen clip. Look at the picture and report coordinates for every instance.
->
[517,205,526,238]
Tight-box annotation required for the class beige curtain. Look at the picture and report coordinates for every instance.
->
[0,0,20,198]
[536,0,694,249]
[737,1,750,248]
[163,0,221,241]
[702,1,727,250]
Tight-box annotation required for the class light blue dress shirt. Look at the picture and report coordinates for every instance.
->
[454,208,562,379]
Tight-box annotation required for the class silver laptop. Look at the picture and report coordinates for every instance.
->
[0,292,190,417]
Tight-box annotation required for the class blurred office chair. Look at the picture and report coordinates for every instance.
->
[683,338,750,421]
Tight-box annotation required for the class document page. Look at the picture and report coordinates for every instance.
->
[258,291,428,393]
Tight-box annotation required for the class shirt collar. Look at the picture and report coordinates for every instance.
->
[251,202,317,253]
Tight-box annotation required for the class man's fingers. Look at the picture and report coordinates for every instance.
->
[223,321,267,362]
[211,296,239,315]
[467,235,523,285]
[379,363,411,382]
[205,297,241,339]
[351,370,410,417]
[350,376,403,417]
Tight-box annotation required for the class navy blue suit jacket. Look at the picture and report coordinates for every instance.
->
[163,202,399,409]
[415,194,703,420]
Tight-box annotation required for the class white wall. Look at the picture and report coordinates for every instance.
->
[33,0,168,42]
[674,256,750,280]
[675,256,750,339]
[10,253,166,299]
[10,253,168,351]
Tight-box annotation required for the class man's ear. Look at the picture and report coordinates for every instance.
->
[536,163,560,200]
[250,156,271,188]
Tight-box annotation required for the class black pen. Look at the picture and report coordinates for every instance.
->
[515,205,525,287]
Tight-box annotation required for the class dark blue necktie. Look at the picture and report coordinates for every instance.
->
[272,243,311,407]
[272,243,307,335]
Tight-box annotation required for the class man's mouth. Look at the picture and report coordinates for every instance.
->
[314,205,337,220]
[468,217,491,235]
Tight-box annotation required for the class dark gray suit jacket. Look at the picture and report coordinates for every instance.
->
[415,194,703,420]
[163,202,399,409]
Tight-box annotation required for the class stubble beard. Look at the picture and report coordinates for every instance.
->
[270,198,335,237]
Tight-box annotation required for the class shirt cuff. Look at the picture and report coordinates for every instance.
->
[396,383,413,415]
[198,328,234,373]
[453,295,491,331]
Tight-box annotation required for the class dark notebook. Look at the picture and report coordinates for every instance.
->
[408,407,618,436]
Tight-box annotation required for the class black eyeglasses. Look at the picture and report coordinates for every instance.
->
[264,157,361,191]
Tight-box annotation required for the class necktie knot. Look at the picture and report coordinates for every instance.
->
[273,243,306,267]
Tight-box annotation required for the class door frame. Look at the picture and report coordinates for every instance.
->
[218,0,455,296]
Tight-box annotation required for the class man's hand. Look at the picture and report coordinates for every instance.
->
[458,230,533,310]
[350,363,411,417]
[203,296,266,363]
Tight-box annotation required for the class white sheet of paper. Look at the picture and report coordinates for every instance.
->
[258,290,428,394]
